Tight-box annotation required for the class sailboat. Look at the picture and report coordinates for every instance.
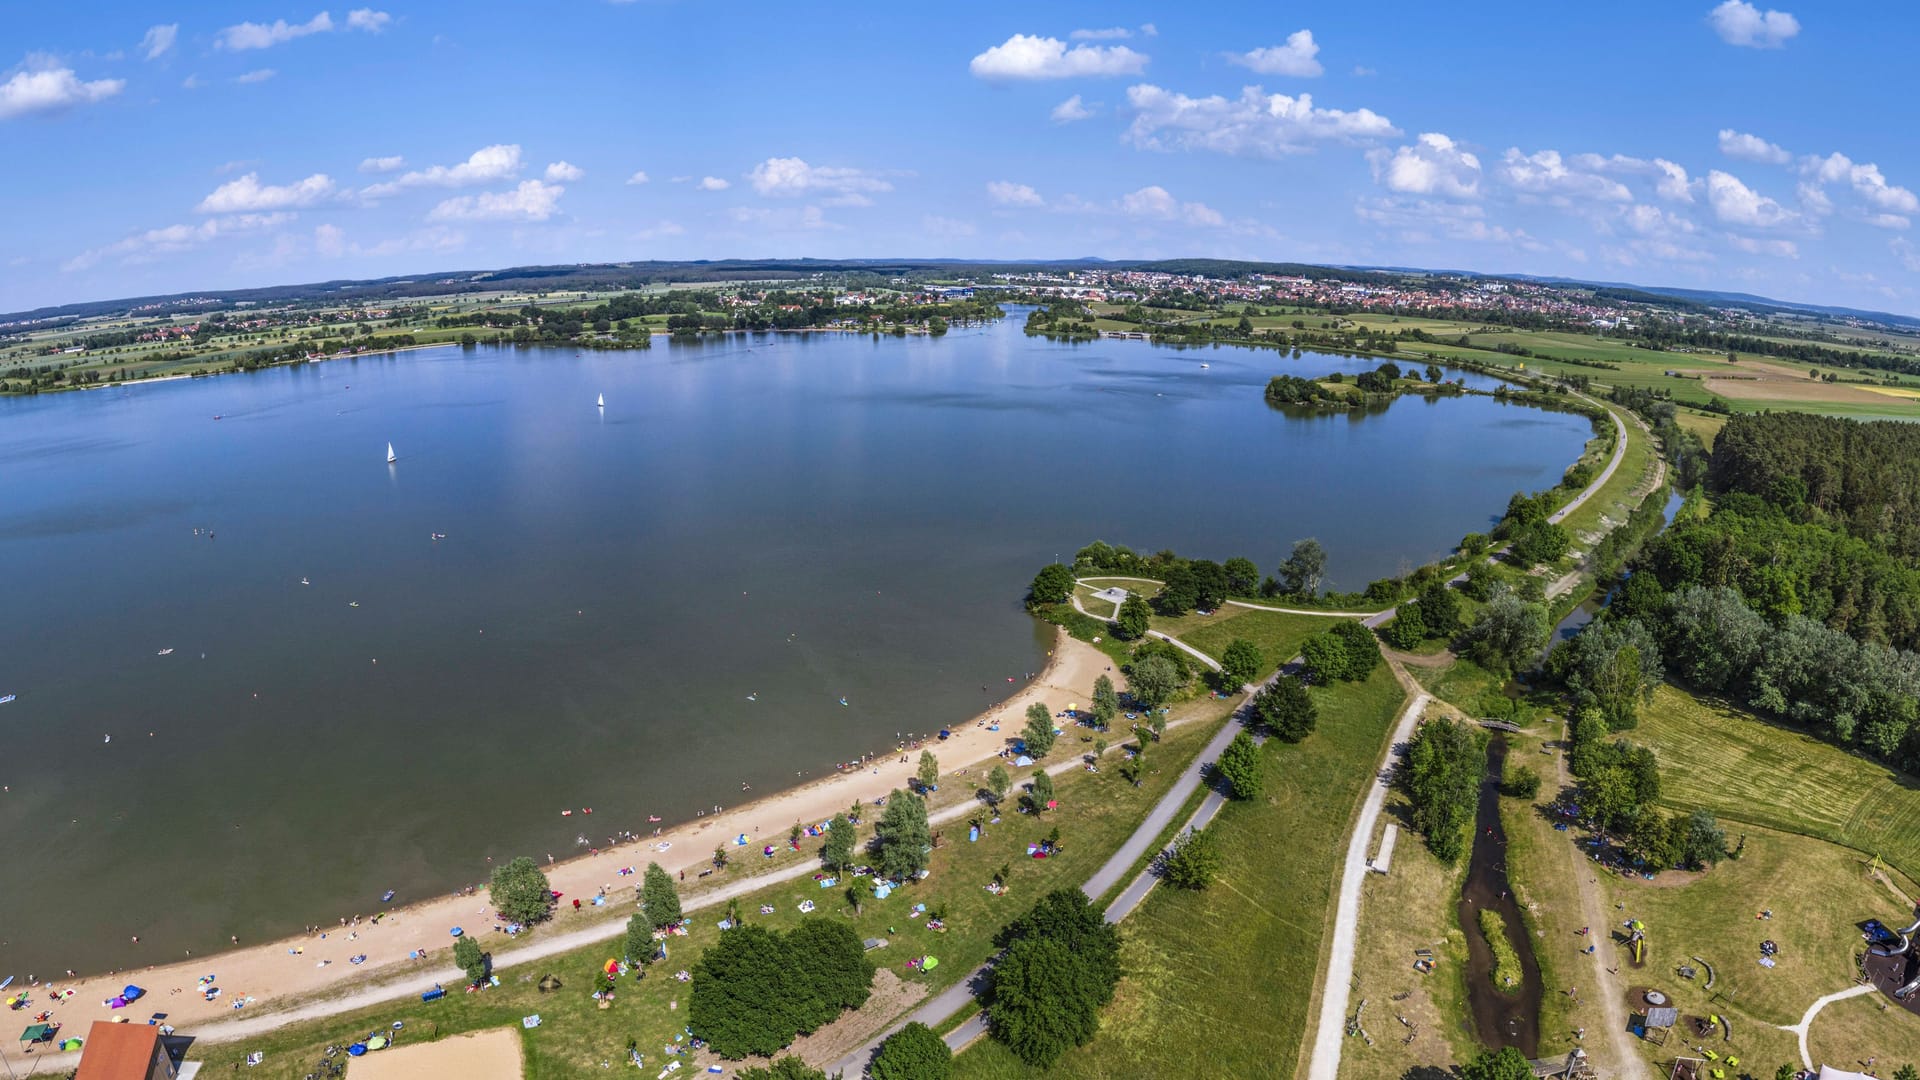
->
[596,393,605,409]
[386,442,397,464]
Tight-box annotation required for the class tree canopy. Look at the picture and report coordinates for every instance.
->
[872,790,932,881]
[988,890,1121,1067]
[1022,702,1057,757]
[690,919,872,1060]
[642,861,682,928]
[1402,717,1485,864]
[1215,731,1263,800]
[872,1021,952,1080]
[1029,563,1074,606]
[1251,674,1317,742]
[489,856,554,924]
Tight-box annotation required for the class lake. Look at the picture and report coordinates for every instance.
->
[0,312,1592,975]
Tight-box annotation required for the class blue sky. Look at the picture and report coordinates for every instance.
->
[6,1,1919,313]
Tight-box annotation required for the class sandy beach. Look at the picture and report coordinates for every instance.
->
[0,628,1112,1062]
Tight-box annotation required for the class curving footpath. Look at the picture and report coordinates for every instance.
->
[1782,983,1878,1070]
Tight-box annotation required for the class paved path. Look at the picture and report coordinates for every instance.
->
[1553,731,1649,1080]
[1303,678,1430,1080]
[1548,397,1630,526]
[1782,983,1878,1069]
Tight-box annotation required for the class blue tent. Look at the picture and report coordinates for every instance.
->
[121,986,145,1002]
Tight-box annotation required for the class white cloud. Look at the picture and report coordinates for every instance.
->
[197,172,336,213]
[1140,23,1157,37]
[1050,94,1094,123]
[0,61,125,119]
[1226,31,1324,78]
[1496,148,1633,203]
[359,155,405,173]
[1368,132,1481,198]
[1867,213,1911,231]
[625,170,649,185]
[1070,27,1130,40]
[922,215,977,238]
[987,181,1043,207]
[64,212,295,271]
[969,34,1148,80]
[181,74,202,89]
[427,179,564,222]
[140,24,179,60]
[1573,153,1698,203]
[697,176,730,191]
[217,12,334,50]
[1726,233,1799,257]
[1708,0,1800,48]
[346,8,391,32]
[632,219,684,240]
[1892,238,1920,273]
[1801,152,1919,216]
[1355,196,1541,249]
[362,144,523,196]
[1352,65,1377,76]
[544,160,584,182]
[1718,129,1791,165]
[1118,185,1225,227]
[747,157,891,198]
[235,68,277,84]
[1706,169,1798,227]
[1622,203,1698,238]
[1123,83,1396,157]
[314,222,346,257]
[726,205,832,230]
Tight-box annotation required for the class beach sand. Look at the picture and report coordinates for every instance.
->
[346,1027,523,1079]
[0,629,1113,1063]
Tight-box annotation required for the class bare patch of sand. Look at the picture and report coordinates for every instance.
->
[347,1027,522,1079]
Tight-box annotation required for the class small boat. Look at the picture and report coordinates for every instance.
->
[157,648,174,656]
[380,890,396,903]
[839,696,849,707]
[647,815,662,823]
[0,695,15,705]
[349,601,360,608]
[104,734,112,743]
[596,393,605,408]
[1200,363,1210,369]
[561,809,573,817]
[300,577,310,586]
[746,693,757,702]
[386,442,397,464]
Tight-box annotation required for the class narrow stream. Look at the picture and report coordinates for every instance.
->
[1545,488,1688,654]
[1457,736,1545,1053]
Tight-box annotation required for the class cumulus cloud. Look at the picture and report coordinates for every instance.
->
[235,68,277,84]
[197,172,335,213]
[217,12,334,49]
[362,144,523,196]
[346,8,391,32]
[65,212,295,271]
[1802,151,1919,216]
[359,155,405,173]
[987,181,1043,207]
[140,24,179,60]
[1726,233,1798,257]
[625,170,650,185]
[747,157,891,199]
[1368,133,1481,198]
[427,179,564,222]
[1123,83,1396,157]
[969,34,1148,80]
[1118,185,1224,226]
[1708,0,1800,47]
[0,60,125,119]
[1226,31,1324,78]
[1070,27,1130,40]
[1496,148,1633,203]
[1574,153,1698,203]
[1051,94,1094,123]
[1355,197,1541,249]
[698,176,730,191]
[1706,169,1797,227]
[1718,129,1791,164]
[544,160,584,182]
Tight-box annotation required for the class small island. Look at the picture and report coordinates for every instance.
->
[1264,360,1467,411]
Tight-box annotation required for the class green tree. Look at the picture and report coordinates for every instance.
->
[1223,556,1261,596]
[988,891,1121,1068]
[1154,564,1199,616]
[1331,620,1381,680]
[1215,731,1263,799]
[642,861,682,928]
[691,923,811,1058]
[1416,580,1462,636]
[1382,607,1426,650]
[821,813,856,872]
[786,918,875,1028]
[1300,630,1352,684]
[1126,653,1182,708]
[489,856,554,924]
[1403,717,1485,863]
[1462,589,1550,675]
[1027,769,1055,811]
[873,791,932,881]
[1889,1065,1917,1080]
[1218,638,1262,689]
[1251,674,1317,742]
[1553,618,1664,730]
[1114,593,1152,640]
[1161,826,1221,890]
[453,934,489,985]
[1501,765,1541,799]
[916,750,940,792]
[872,1021,951,1080]
[985,764,1011,806]
[1510,520,1572,565]
[1461,1046,1534,1080]
[1029,563,1074,606]
[1022,702,1056,757]
[1280,538,1327,597]
[737,1058,829,1080]
[624,912,654,967]
[1090,674,1118,728]
[1678,809,1726,869]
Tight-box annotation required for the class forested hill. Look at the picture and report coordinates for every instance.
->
[1707,413,1920,559]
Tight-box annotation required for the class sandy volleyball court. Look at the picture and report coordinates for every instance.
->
[347,1027,523,1079]
[0,630,1112,1068]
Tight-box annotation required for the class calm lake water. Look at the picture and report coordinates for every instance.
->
[0,313,1591,975]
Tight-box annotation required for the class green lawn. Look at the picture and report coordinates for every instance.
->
[950,664,1409,1078]
[185,708,1232,1078]
[1164,608,1334,674]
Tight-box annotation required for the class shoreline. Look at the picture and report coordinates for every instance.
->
[0,628,1111,1055]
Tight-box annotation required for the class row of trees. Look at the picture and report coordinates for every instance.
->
[690,919,874,1058]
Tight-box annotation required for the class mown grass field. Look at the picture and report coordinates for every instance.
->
[949,664,1409,1078]
[185,709,1230,1078]
[1637,685,1920,887]
[1164,607,1332,674]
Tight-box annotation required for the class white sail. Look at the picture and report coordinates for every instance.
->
[597,393,605,408]
[386,442,396,463]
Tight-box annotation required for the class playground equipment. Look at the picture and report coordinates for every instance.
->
[1626,920,1647,965]
[1868,913,1920,998]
